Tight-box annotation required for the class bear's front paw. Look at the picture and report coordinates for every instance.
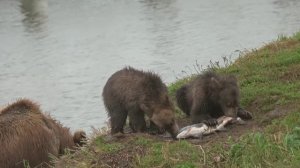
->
[237,108,253,120]
[203,118,218,126]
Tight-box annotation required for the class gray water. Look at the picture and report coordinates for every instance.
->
[1,0,300,133]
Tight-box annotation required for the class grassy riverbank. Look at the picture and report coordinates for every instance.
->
[56,32,300,168]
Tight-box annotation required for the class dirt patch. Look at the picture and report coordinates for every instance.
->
[109,115,260,144]
[94,118,260,168]
[107,110,260,141]
[280,64,300,82]
[93,101,299,168]
[172,115,260,146]
[260,108,288,124]
[95,145,145,168]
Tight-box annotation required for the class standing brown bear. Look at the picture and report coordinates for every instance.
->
[102,67,179,139]
[176,71,252,125]
[0,99,86,168]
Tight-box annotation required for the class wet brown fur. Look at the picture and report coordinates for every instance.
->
[176,71,240,124]
[102,67,179,138]
[0,99,85,168]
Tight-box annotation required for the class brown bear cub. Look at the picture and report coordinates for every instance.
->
[176,71,252,125]
[102,67,179,139]
[0,99,86,168]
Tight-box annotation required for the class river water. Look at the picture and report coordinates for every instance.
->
[0,0,300,133]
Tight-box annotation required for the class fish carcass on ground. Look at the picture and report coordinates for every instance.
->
[176,116,244,139]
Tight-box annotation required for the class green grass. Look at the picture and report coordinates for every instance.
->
[221,110,300,168]
[168,77,194,99]
[56,32,300,168]
[134,136,153,146]
[135,140,204,168]
[182,109,300,168]
[93,136,124,153]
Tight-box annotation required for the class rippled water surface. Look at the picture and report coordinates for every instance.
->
[1,0,300,132]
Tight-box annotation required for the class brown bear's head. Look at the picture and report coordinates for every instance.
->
[141,92,179,139]
[150,108,179,139]
[211,75,240,117]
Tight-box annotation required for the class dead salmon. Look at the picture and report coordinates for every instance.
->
[176,116,244,139]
